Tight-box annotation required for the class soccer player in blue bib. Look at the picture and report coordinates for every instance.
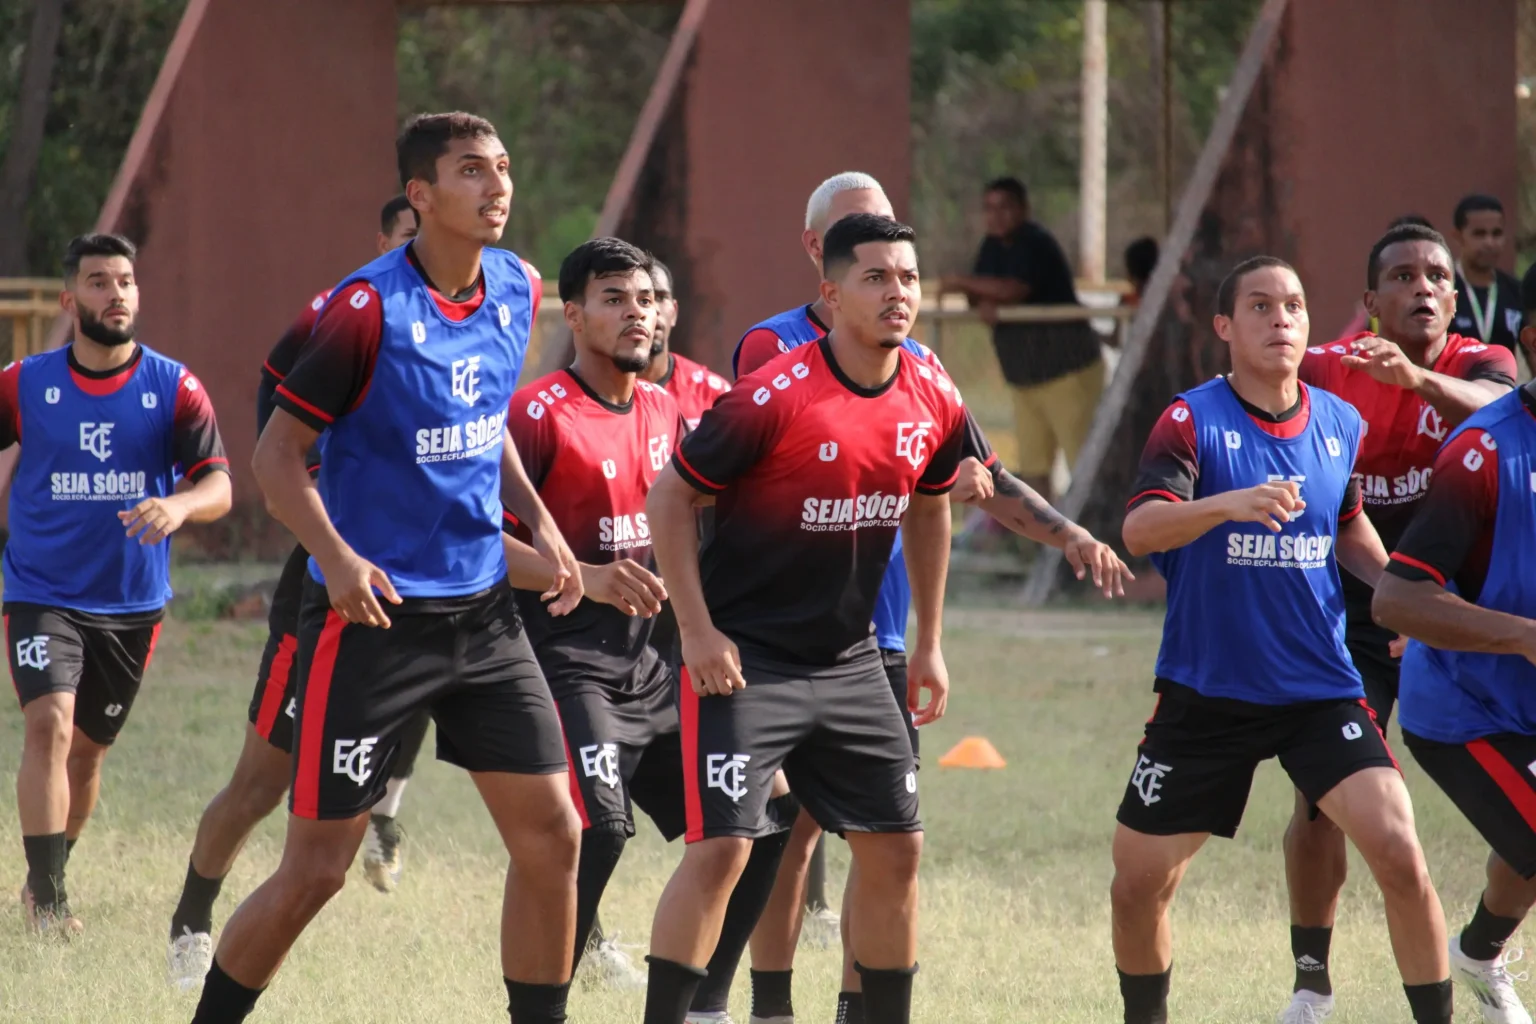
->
[190,113,583,1024]
[1115,256,1453,1024]
[1371,269,1536,1024]
[5,233,232,936]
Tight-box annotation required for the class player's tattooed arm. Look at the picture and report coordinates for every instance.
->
[253,409,401,627]
[981,471,1133,597]
[1333,511,1388,588]
[501,429,583,616]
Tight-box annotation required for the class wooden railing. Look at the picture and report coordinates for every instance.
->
[0,278,63,363]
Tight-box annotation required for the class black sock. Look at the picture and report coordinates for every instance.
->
[1461,894,1524,962]
[836,991,865,1024]
[748,969,794,1018]
[643,957,707,1024]
[505,978,570,1024]
[1290,925,1332,995]
[190,958,264,1024]
[693,827,794,1014]
[22,833,68,909]
[1117,967,1170,1024]
[571,827,626,974]
[855,962,916,1024]
[1403,979,1453,1024]
[805,834,829,910]
[171,859,226,938]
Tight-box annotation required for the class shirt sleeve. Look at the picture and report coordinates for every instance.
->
[522,260,544,323]
[735,329,789,379]
[672,381,786,493]
[1127,400,1198,509]
[173,371,230,481]
[916,411,966,495]
[506,391,559,493]
[1460,343,1518,387]
[1338,433,1364,522]
[274,282,383,430]
[258,294,325,436]
[957,407,1001,476]
[0,362,20,450]
[1384,427,1499,586]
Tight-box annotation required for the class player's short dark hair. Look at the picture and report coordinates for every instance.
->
[1454,193,1504,230]
[1366,223,1451,290]
[1388,213,1433,231]
[380,194,415,236]
[558,237,655,303]
[984,176,1028,207]
[1216,255,1296,318]
[396,112,499,187]
[650,258,674,294]
[821,214,918,280]
[1124,236,1159,288]
[62,233,136,280]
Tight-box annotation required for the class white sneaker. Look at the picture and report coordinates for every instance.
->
[1276,989,1334,1023]
[167,926,213,992]
[798,905,839,950]
[581,935,647,991]
[361,814,402,894]
[1451,936,1534,1024]
[684,1014,735,1024]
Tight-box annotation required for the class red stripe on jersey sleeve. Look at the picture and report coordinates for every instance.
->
[275,384,335,425]
[1126,489,1184,510]
[915,467,961,495]
[673,448,726,492]
[1388,552,1447,587]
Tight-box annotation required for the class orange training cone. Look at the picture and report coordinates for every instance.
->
[938,736,1006,769]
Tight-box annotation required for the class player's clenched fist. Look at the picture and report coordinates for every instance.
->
[682,624,747,696]
[949,457,995,505]
[1220,480,1306,532]
[583,559,667,617]
[320,550,402,628]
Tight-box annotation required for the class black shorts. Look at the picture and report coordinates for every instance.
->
[557,660,686,841]
[289,579,567,820]
[4,602,163,746]
[1404,730,1536,879]
[246,544,309,753]
[1347,633,1400,728]
[681,647,919,841]
[1116,680,1398,839]
[882,649,919,763]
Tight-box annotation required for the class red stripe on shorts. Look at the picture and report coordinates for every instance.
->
[292,614,345,819]
[1467,738,1536,832]
[680,670,705,842]
[254,634,298,740]
[1358,698,1400,771]
[144,622,162,671]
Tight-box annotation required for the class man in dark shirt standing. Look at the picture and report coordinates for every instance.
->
[940,177,1104,499]
[1451,194,1524,359]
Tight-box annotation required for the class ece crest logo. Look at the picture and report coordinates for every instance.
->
[79,422,114,462]
[895,421,932,469]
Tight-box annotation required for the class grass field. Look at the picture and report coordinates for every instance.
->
[0,598,1521,1022]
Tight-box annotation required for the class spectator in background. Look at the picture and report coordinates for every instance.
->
[1123,236,1159,306]
[1451,194,1523,355]
[939,177,1103,500]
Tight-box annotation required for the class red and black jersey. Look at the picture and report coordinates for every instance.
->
[259,290,330,472]
[1127,381,1364,520]
[0,345,228,481]
[506,369,684,696]
[1300,332,1514,631]
[1380,389,1536,603]
[658,351,730,430]
[273,248,542,432]
[674,338,967,665]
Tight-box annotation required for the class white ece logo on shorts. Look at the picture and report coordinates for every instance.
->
[15,636,49,671]
[333,738,379,785]
[706,753,751,803]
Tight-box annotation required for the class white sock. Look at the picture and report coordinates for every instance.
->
[372,777,408,818]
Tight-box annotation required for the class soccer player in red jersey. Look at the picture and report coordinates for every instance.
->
[166,196,440,988]
[1277,223,1514,1021]
[5,234,232,938]
[503,238,792,1004]
[191,113,580,1024]
[641,214,971,1024]
[642,258,731,430]
[1372,283,1536,1024]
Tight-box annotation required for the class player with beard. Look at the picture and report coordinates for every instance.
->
[502,239,792,1005]
[642,259,730,431]
[165,195,486,989]
[1117,255,1451,1024]
[190,113,581,1024]
[735,176,1131,1024]
[5,233,232,935]
[1277,224,1514,1023]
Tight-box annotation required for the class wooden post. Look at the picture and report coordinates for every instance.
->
[1020,0,1291,606]
[1079,0,1108,283]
